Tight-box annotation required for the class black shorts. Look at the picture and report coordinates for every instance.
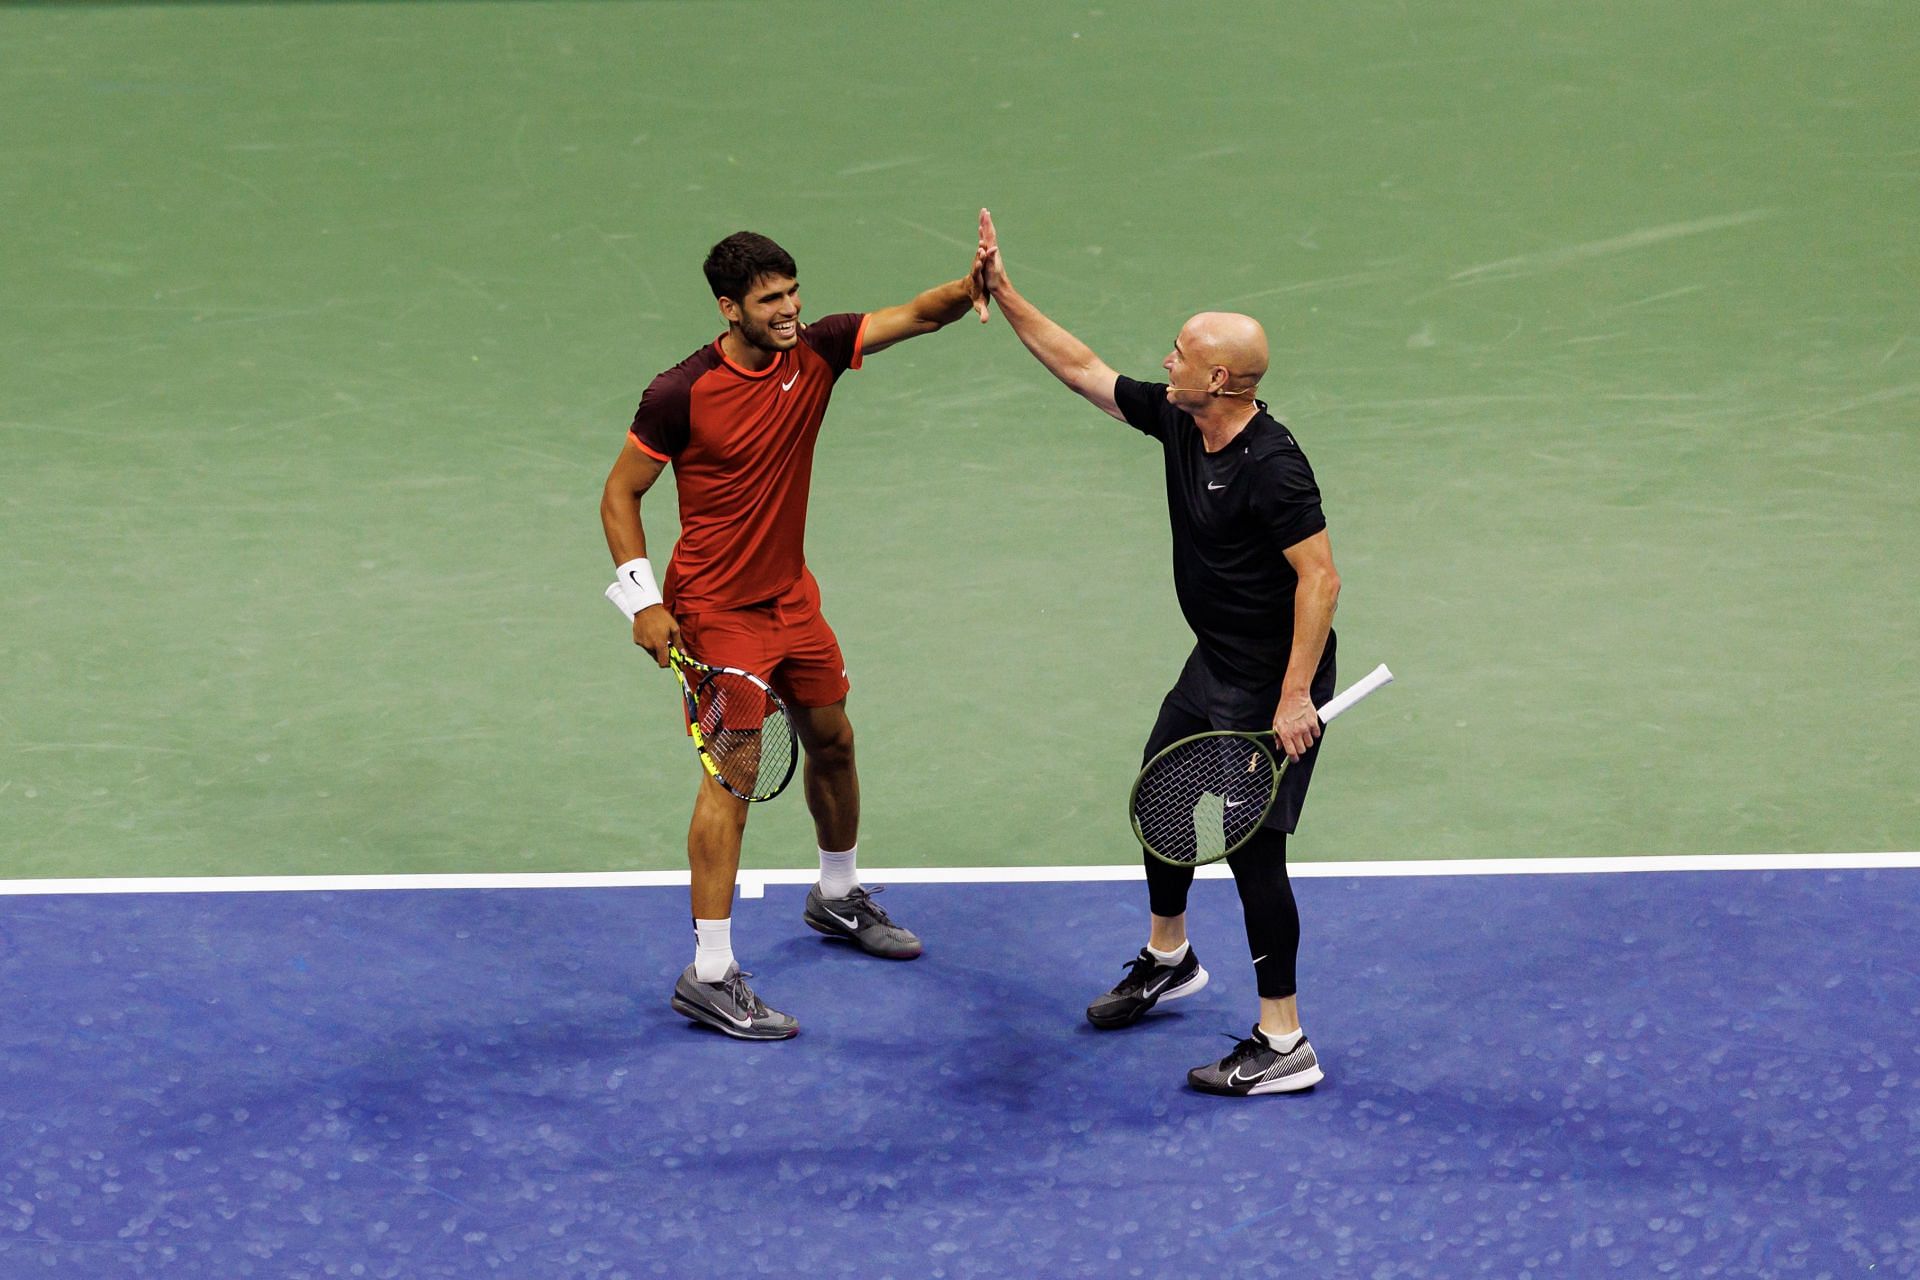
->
[1142,634,1337,834]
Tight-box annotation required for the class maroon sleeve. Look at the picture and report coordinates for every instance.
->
[629,354,705,458]
[799,312,867,378]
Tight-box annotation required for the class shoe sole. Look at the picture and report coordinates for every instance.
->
[1087,965,1210,1029]
[670,995,799,1041]
[803,913,923,959]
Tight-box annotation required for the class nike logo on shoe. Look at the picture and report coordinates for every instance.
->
[826,909,861,931]
[1143,972,1175,998]
[1227,1065,1270,1088]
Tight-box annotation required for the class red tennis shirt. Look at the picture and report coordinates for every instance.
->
[628,312,869,614]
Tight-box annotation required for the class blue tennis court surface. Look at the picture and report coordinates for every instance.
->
[1,868,1915,1278]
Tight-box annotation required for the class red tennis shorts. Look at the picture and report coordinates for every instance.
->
[672,569,850,709]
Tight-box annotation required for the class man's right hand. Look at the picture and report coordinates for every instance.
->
[633,605,680,668]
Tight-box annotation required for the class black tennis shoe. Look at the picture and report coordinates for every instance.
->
[1086,945,1209,1029]
[802,885,923,959]
[1187,1027,1322,1095]
[670,964,798,1040]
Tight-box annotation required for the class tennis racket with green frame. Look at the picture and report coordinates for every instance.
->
[1130,663,1394,867]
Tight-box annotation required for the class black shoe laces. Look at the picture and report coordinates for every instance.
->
[1216,1031,1270,1069]
[1113,951,1160,996]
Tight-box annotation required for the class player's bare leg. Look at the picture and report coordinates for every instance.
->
[1148,912,1188,952]
[686,773,748,920]
[793,700,859,852]
[1259,994,1301,1038]
[795,700,921,959]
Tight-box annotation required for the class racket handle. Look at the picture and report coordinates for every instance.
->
[1316,663,1394,724]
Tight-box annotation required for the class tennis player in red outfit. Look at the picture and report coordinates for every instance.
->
[601,230,987,1039]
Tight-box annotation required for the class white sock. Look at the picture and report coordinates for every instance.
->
[1258,1026,1304,1053]
[693,918,734,983]
[1146,940,1189,966]
[817,845,859,899]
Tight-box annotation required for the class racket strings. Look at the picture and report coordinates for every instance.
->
[1133,736,1277,865]
[695,673,796,800]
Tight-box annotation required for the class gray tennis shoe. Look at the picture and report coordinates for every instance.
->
[802,884,923,959]
[670,964,798,1040]
[1187,1028,1323,1095]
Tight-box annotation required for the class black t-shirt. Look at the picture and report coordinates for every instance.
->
[1113,376,1330,688]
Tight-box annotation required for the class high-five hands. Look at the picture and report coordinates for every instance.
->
[973,208,1009,301]
[966,210,994,323]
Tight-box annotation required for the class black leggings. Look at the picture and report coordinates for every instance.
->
[1141,701,1302,999]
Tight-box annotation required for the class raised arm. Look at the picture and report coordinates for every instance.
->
[976,209,1124,422]
[859,253,990,355]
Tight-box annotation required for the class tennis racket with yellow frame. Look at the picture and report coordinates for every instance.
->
[668,646,798,803]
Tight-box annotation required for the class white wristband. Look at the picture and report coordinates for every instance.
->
[605,557,663,620]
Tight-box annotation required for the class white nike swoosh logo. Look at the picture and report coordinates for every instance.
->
[780,371,799,391]
[1227,1065,1268,1087]
[827,909,861,931]
[689,993,754,1028]
[1223,797,1248,808]
[1144,972,1175,998]
[1207,481,1227,490]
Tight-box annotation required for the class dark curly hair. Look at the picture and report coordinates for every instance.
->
[702,232,798,302]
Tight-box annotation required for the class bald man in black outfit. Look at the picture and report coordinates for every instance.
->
[974,210,1340,1096]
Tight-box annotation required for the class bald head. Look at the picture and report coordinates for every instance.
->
[1181,312,1269,394]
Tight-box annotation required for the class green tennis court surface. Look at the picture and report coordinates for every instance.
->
[5,1,1916,881]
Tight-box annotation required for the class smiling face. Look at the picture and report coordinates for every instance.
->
[719,273,802,355]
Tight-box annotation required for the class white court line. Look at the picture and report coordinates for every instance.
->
[0,852,1913,899]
